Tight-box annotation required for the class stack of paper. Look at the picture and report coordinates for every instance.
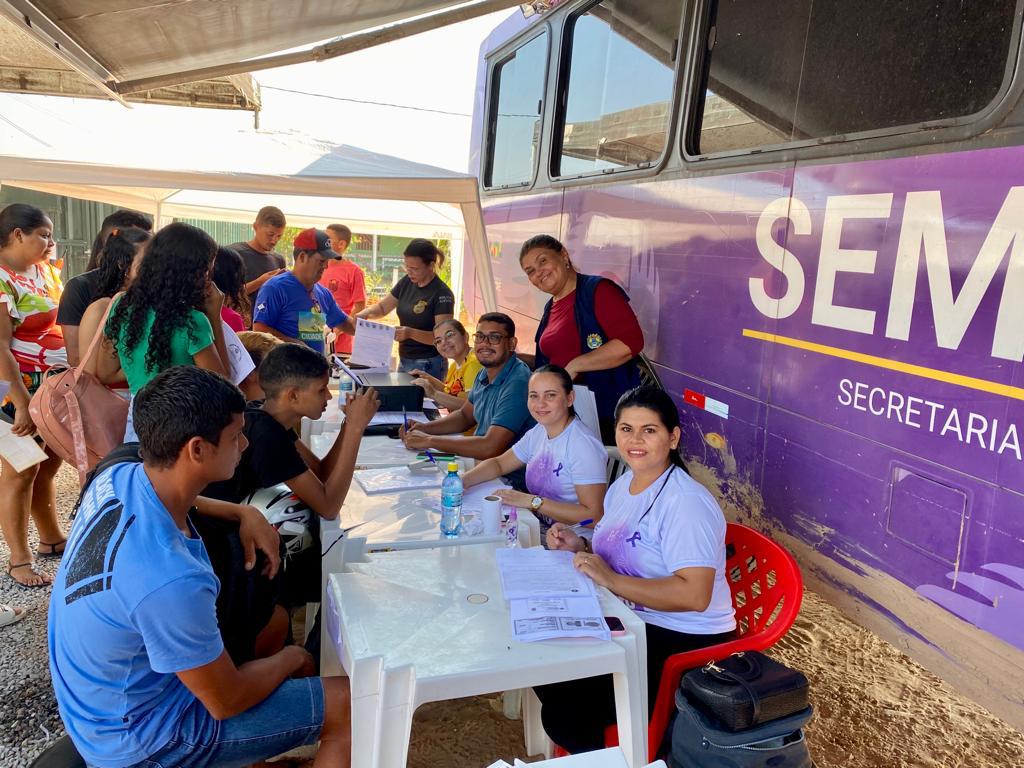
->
[496,548,610,642]
[353,465,444,494]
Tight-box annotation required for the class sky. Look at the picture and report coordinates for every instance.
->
[0,8,513,173]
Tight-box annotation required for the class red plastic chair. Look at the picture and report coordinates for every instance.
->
[555,522,804,759]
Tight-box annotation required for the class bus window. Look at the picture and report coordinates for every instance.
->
[485,32,549,189]
[692,0,1018,156]
[554,0,681,177]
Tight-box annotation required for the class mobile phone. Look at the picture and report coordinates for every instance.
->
[604,616,626,635]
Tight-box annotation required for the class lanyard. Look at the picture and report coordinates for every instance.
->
[637,465,676,525]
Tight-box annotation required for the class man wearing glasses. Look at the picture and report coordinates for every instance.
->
[401,312,534,489]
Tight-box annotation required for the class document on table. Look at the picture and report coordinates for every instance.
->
[0,420,48,472]
[510,595,610,642]
[354,465,444,494]
[368,411,427,426]
[496,547,597,600]
[349,318,395,368]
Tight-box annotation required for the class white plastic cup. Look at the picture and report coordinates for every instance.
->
[482,495,502,536]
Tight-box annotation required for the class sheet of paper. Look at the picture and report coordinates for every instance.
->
[0,420,48,472]
[496,547,597,600]
[349,319,396,368]
[509,595,610,642]
[368,411,427,426]
[222,321,255,385]
[354,465,444,494]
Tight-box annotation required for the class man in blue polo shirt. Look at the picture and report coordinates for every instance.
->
[252,227,355,354]
[401,312,535,488]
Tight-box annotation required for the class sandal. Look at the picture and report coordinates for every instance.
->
[6,562,52,589]
[0,604,27,628]
[37,539,67,559]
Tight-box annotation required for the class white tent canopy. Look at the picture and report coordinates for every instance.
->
[0,128,497,311]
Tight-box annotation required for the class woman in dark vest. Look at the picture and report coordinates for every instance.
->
[519,234,643,442]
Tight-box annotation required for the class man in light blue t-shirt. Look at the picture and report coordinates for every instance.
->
[252,227,355,354]
[401,312,535,488]
[48,367,351,768]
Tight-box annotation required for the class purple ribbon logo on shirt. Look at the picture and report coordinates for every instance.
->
[552,462,564,477]
[627,532,641,548]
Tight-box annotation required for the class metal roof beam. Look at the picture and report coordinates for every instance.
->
[0,0,127,105]
[113,0,521,95]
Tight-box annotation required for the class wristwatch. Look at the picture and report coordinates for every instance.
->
[529,495,544,512]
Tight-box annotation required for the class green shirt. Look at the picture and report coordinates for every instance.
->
[108,299,215,393]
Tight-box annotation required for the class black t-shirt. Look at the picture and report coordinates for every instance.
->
[203,406,309,503]
[56,269,103,326]
[229,242,286,299]
[390,275,455,359]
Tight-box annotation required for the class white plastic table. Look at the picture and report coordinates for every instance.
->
[324,545,649,768]
[309,432,423,467]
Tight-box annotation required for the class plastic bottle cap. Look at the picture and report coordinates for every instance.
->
[447,462,459,472]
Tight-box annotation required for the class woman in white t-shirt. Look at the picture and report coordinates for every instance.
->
[535,386,737,755]
[461,365,607,536]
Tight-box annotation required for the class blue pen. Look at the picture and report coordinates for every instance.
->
[423,449,438,466]
[402,406,408,432]
[569,518,594,532]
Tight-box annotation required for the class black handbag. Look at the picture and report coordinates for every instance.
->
[681,651,809,731]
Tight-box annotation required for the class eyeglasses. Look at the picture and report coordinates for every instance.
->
[433,329,460,345]
[473,332,508,345]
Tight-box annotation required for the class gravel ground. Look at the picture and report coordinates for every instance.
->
[0,464,76,767]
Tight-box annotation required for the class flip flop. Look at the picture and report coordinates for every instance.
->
[36,539,67,559]
[0,604,27,628]
[6,562,52,589]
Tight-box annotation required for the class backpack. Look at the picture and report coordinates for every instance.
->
[30,300,128,484]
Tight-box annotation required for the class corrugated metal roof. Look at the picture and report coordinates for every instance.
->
[0,14,260,110]
[0,1,520,105]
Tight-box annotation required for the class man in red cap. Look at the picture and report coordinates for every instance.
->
[252,228,355,355]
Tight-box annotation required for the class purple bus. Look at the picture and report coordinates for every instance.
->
[466,1,1024,728]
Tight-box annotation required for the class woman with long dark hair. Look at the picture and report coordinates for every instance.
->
[519,234,645,442]
[213,246,250,332]
[99,222,229,439]
[534,386,735,754]
[78,226,151,383]
[0,204,67,587]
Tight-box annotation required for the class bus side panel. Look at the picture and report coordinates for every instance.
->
[559,170,794,404]
[481,190,565,335]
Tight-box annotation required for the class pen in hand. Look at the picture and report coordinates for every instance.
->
[568,518,594,533]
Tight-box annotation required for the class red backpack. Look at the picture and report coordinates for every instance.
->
[30,300,129,484]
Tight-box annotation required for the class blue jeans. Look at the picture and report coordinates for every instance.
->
[399,354,446,382]
[128,677,324,768]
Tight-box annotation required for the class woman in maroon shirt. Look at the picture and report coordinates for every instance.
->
[519,234,644,441]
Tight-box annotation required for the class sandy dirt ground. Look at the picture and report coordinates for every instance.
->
[1,464,1022,767]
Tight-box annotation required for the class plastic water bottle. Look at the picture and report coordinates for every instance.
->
[440,462,463,537]
[505,507,520,548]
[338,373,354,408]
